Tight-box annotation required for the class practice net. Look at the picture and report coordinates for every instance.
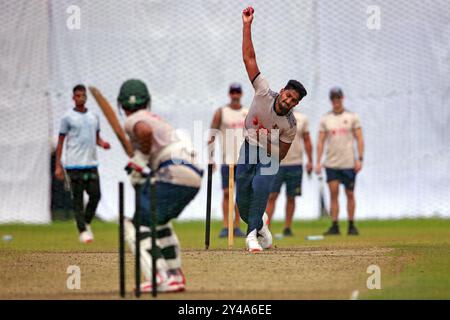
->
[0,0,449,223]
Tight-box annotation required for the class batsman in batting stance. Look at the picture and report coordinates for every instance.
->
[237,7,308,252]
[119,79,202,293]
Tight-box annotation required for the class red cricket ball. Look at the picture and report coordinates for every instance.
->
[245,6,254,16]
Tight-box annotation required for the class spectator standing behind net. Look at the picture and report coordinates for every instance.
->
[55,84,110,244]
[208,83,247,239]
[315,87,364,236]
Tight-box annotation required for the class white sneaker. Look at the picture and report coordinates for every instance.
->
[257,213,273,249]
[170,269,186,286]
[85,224,94,240]
[246,229,263,252]
[140,273,185,293]
[79,231,93,244]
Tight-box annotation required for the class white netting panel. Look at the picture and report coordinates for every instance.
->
[0,1,51,223]
[1,0,449,222]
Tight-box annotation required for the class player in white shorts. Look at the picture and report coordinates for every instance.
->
[265,111,313,236]
[316,87,364,236]
[237,7,308,252]
[208,83,247,238]
[119,79,202,293]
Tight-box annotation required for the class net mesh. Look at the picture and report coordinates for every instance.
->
[1,0,449,223]
[0,1,51,223]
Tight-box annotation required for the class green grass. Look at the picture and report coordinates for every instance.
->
[1,218,450,299]
[361,243,450,299]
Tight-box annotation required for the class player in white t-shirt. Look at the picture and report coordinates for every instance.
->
[119,79,202,293]
[209,83,247,238]
[316,87,364,236]
[265,112,313,237]
[237,7,308,252]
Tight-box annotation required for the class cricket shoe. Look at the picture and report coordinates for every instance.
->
[283,227,294,237]
[233,227,246,238]
[85,224,94,240]
[139,273,185,293]
[79,231,93,244]
[348,225,359,236]
[169,269,186,286]
[257,213,273,249]
[219,228,228,238]
[323,224,341,236]
[246,229,263,252]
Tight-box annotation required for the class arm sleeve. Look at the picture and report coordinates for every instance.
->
[124,116,135,138]
[59,116,70,135]
[302,116,310,134]
[280,126,297,144]
[252,73,270,96]
[124,112,146,139]
[353,113,362,129]
[319,116,327,132]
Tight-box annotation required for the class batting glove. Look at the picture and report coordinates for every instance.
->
[125,150,151,186]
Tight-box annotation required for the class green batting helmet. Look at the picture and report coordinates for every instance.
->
[118,79,151,111]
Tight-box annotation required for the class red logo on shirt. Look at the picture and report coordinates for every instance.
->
[252,116,268,134]
[230,120,245,129]
[331,128,349,136]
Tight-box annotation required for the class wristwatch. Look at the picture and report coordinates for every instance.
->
[358,156,364,161]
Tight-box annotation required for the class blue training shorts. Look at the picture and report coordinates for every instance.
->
[270,165,303,197]
[325,168,356,191]
[221,164,237,189]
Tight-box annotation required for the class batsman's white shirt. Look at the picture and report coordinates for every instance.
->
[319,109,361,169]
[244,73,297,148]
[59,108,99,169]
[219,104,248,164]
[125,110,201,188]
[281,112,309,166]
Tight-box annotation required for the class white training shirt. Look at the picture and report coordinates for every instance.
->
[124,110,202,188]
[281,112,310,166]
[218,104,248,164]
[244,73,297,148]
[319,109,362,169]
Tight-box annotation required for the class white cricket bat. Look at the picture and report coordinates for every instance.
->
[318,175,329,218]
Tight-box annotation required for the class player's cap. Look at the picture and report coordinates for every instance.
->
[329,87,344,99]
[118,79,151,111]
[229,83,242,93]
